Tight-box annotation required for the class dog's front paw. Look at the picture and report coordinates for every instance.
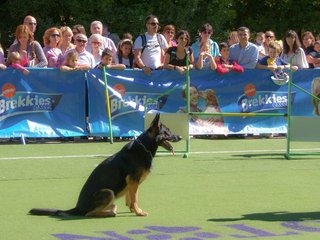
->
[133,208,148,216]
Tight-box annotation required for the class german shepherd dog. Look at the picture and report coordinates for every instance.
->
[29,114,181,217]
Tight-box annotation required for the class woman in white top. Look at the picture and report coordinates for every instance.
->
[281,30,308,69]
[88,34,103,65]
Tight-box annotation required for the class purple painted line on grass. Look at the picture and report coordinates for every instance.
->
[52,222,320,240]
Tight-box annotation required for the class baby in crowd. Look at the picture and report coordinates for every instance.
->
[60,51,80,71]
[214,42,244,74]
[6,51,30,75]
[95,48,126,70]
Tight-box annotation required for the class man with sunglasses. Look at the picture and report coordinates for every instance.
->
[23,15,37,36]
[11,15,38,45]
[134,15,168,74]
[64,34,95,70]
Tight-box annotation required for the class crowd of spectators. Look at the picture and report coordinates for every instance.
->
[1,14,319,74]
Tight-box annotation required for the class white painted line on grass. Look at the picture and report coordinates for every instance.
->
[0,148,319,161]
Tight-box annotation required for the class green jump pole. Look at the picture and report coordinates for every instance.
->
[184,51,191,158]
[102,66,114,144]
[285,58,294,159]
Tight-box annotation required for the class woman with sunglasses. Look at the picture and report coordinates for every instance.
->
[9,24,47,67]
[43,27,64,68]
[88,34,103,66]
[191,23,219,63]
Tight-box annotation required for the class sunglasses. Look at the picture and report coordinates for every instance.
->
[28,22,37,26]
[76,39,87,43]
[148,22,159,26]
[50,33,60,37]
[266,35,274,38]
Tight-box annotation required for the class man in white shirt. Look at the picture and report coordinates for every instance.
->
[65,34,95,69]
[134,15,168,74]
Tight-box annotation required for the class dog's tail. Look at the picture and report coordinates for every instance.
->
[29,208,61,216]
[29,208,77,216]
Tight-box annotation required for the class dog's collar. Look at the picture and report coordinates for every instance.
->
[135,138,154,158]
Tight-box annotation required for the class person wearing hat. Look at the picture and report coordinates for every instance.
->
[64,33,95,69]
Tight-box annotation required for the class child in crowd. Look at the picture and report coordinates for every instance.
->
[255,32,266,58]
[307,40,320,68]
[96,48,126,70]
[256,41,296,71]
[6,51,30,75]
[195,41,217,70]
[215,42,244,74]
[115,39,135,68]
[60,51,80,71]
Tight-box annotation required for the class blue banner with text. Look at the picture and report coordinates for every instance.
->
[0,68,319,137]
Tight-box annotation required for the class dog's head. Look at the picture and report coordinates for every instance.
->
[147,113,182,154]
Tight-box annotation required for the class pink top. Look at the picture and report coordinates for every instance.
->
[215,57,244,74]
[10,63,28,72]
[43,47,64,68]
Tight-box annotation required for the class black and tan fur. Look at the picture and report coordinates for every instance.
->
[29,114,181,217]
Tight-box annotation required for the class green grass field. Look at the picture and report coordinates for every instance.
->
[1,138,320,240]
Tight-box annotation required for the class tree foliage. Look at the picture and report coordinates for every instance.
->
[0,0,319,50]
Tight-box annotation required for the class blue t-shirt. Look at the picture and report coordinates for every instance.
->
[191,39,219,63]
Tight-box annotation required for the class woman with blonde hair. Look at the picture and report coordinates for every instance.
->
[43,27,63,67]
[9,24,47,67]
[60,26,75,54]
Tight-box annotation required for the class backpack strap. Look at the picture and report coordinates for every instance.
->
[140,34,147,54]
[141,33,163,54]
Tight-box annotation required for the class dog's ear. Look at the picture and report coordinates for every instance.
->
[151,113,160,128]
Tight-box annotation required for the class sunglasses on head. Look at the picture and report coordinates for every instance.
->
[76,39,87,43]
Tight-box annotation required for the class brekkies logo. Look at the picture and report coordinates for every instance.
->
[238,84,294,113]
[0,82,62,121]
[110,84,169,118]
[244,84,256,97]
[2,83,16,98]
